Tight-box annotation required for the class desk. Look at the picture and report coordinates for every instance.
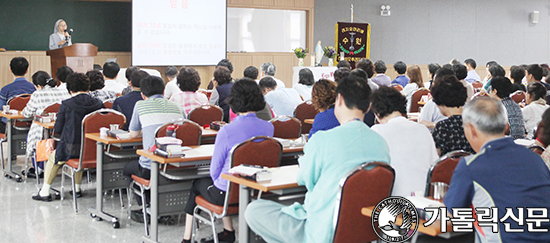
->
[361,206,452,243]
[304,119,314,125]
[33,120,55,130]
[137,144,304,243]
[0,111,30,182]
[86,133,142,228]
[222,165,302,243]
[292,66,337,86]
[200,128,217,144]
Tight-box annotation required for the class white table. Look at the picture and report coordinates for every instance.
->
[292,66,337,86]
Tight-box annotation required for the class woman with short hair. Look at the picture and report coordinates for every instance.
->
[293,68,315,101]
[309,79,339,139]
[170,67,208,115]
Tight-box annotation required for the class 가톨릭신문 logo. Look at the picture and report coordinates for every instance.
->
[372,197,419,242]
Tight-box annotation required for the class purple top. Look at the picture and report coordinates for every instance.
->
[210,113,274,191]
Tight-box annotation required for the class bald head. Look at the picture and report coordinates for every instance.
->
[463,97,508,135]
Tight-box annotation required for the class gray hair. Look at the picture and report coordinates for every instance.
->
[165,66,178,78]
[260,62,276,76]
[462,97,508,135]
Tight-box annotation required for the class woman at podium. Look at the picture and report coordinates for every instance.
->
[49,19,72,50]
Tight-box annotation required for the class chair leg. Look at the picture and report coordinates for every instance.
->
[0,141,5,172]
[72,171,78,214]
[139,185,149,236]
[87,170,91,183]
[60,168,65,201]
[191,207,200,243]
[119,188,124,208]
[127,186,133,220]
[209,211,218,243]
[24,155,29,183]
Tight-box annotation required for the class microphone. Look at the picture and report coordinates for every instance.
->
[67,29,73,35]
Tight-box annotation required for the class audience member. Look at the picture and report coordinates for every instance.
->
[402,65,424,112]
[163,66,181,99]
[245,75,390,243]
[170,67,208,115]
[102,62,125,93]
[483,63,505,91]
[22,71,71,176]
[309,79,338,139]
[521,82,549,138]
[371,86,438,197]
[209,67,233,122]
[32,73,104,201]
[349,69,377,126]
[418,67,454,130]
[449,58,461,65]
[538,109,550,167]
[371,60,391,86]
[180,78,274,243]
[444,97,550,242]
[243,66,259,80]
[489,76,526,139]
[112,70,149,130]
[56,65,74,93]
[482,61,498,85]
[333,67,350,84]
[510,65,526,92]
[259,62,285,89]
[431,75,474,155]
[391,61,409,88]
[259,76,302,117]
[542,64,550,83]
[87,70,117,102]
[356,58,379,91]
[526,64,550,91]
[121,66,140,96]
[463,58,481,83]
[453,63,474,101]
[336,60,351,69]
[427,63,441,89]
[293,68,314,101]
[0,57,36,132]
[207,59,234,89]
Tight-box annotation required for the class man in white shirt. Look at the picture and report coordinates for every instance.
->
[259,77,302,117]
[260,62,285,89]
[102,62,126,94]
[163,66,181,99]
[464,58,481,83]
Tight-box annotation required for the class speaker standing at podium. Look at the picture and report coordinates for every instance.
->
[49,19,72,50]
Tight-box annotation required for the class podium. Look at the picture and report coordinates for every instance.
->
[46,43,98,79]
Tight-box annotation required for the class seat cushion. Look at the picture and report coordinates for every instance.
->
[132,175,150,187]
[0,133,5,140]
[65,159,96,169]
[195,195,238,215]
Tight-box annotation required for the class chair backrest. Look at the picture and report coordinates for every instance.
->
[424,150,470,196]
[293,100,319,134]
[472,81,483,89]
[392,83,403,91]
[77,109,126,168]
[333,162,395,243]
[42,103,61,114]
[103,101,113,109]
[223,136,283,214]
[409,89,430,113]
[471,91,489,100]
[270,116,302,139]
[155,119,202,146]
[188,104,223,126]
[510,90,526,104]
[528,144,545,155]
[198,89,213,100]
[7,93,31,110]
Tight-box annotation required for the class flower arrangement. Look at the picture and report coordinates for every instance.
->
[323,46,337,59]
[293,47,308,59]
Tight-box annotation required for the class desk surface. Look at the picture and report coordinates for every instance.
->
[33,120,55,129]
[137,145,216,164]
[86,133,143,144]
[221,165,300,192]
[201,128,217,137]
[361,206,451,237]
[0,111,25,119]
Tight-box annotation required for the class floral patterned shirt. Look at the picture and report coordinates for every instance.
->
[433,115,475,155]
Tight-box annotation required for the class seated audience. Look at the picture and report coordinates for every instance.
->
[333,67,351,84]
[489,76,526,139]
[22,71,71,176]
[418,67,454,130]
[482,61,498,86]
[356,58,379,91]
[180,78,274,243]
[522,82,549,138]
[371,60,391,86]
[463,58,481,83]
[245,75,390,243]
[102,62,125,93]
[391,61,409,88]
[163,66,181,99]
[32,73,104,201]
[56,65,73,93]
[402,65,424,112]
[293,68,314,101]
[87,70,117,102]
[483,62,505,91]
[371,86,438,197]
[336,59,351,69]
[0,57,36,133]
[259,62,285,89]
[112,70,149,130]
[526,64,550,95]
[444,97,550,242]
[123,76,184,212]
[209,67,234,122]
[538,109,550,168]
[309,79,339,139]
[170,67,208,115]
[431,75,475,155]
[349,69,377,126]
[121,66,140,96]
[208,59,234,89]
[243,66,259,81]
[453,63,474,101]
[259,77,302,117]
[510,65,526,92]
[427,63,441,89]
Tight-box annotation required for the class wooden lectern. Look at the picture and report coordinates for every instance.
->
[46,43,98,79]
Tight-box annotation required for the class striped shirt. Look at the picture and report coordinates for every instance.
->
[0,77,36,123]
[129,94,184,169]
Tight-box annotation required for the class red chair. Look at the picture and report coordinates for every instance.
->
[528,144,545,155]
[155,119,203,146]
[472,81,483,92]
[191,136,283,243]
[103,101,113,109]
[293,100,319,134]
[42,103,61,114]
[510,90,526,104]
[60,109,126,213]
[198,89,213,100]
[424,150,470,197]
[270,116,302,139]
[392,83,403,91]
[188,104,223,126]
[410,88,430,113]
[333,162,395,243]
[7,94,31,110]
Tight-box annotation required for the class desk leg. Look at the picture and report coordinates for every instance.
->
[3,118,21,182]
[89,142,119,227]
[239,184,249,243]
[150,161,159,242]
